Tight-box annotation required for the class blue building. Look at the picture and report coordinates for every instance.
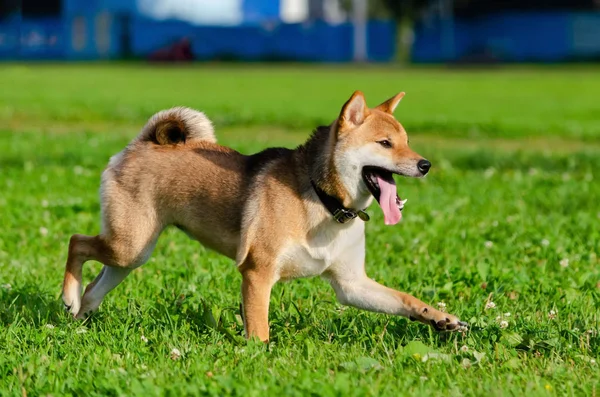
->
[0,0,396,62]
[412,11,600,63]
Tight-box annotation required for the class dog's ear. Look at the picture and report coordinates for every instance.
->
[375,92,405,114]
[339,91,369,131]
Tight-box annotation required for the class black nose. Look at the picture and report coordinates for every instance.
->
[417,159,431,175]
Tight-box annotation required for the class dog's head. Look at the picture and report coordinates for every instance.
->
[332,91,430,225]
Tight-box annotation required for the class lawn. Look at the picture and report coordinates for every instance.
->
[0,64,598,396]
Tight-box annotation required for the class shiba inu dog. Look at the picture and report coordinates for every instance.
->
[62,91,466,341]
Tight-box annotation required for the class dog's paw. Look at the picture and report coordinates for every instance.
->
[62,295,80,318]
[75,310,94,320]
[430,314,468,332]
[410,307,468,332]
[74,298,101,320]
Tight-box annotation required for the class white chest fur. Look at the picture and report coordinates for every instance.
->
[276,219,365,280]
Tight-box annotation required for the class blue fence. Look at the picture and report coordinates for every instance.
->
[0,16,65,59]
[0,13,124,60]
[131,18,394,62]
[0,15,396,62]
[5,11,599,63]
[413,12,600,62]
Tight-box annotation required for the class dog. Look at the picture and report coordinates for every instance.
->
[62,91,466,341]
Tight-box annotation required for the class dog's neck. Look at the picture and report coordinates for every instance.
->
[300,125,369,210]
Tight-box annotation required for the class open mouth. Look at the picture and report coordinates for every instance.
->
[362,166,406,225]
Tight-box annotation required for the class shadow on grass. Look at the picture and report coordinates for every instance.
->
[265,300,457,347]
[312,313,436,346]
[163,295,460,347]
[0,283,467,349]
[0,283,64,327]
[96,294,248,344]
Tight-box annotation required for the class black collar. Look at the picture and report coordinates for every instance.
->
[310,180,370,224]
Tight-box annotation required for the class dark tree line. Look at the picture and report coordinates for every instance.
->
[4,0,599,21]
[1,0,62,18]
[380,0,598,19]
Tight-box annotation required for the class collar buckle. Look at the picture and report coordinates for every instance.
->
[311,179,370,224]
[332,208,357,224]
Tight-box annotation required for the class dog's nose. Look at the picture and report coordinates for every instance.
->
[417,159,431,175]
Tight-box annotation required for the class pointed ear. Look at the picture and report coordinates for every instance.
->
[375,92,405,114]
[339,91,368,130]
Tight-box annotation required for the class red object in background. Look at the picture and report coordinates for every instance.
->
[148,37,193,62]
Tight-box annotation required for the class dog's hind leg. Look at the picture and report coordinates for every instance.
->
[63,234,110,316]
[74,227,160,318]
[62,207,162,318]
[77,266,132,318]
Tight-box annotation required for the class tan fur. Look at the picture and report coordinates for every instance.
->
[62,95,465,341]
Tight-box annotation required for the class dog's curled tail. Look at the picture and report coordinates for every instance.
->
[137,107,216,145]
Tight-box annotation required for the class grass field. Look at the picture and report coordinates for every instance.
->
[0,64,599,396]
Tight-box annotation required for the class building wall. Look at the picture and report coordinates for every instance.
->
[413,12,600,62]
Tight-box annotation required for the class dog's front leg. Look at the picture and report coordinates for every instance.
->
[325,269,467,331]
[240,268,274,342]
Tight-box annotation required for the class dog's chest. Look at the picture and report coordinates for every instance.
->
[276,221,365,280]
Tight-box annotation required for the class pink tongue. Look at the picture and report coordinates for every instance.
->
[375,175,402,225]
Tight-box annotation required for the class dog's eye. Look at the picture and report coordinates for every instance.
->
[378,140,392,148]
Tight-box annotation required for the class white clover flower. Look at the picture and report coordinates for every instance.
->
[40,227,48,236]
[437,302,447,312]
[460,345,469,352]
[485,301,496,310]
[499,321,509,329]
[1,283,11,290]
[170,348,181,360]
[548,310,557,320]
[504,312,511,317]
[541,239,549,247]
[484,241,493,248]
[45,324,55,329]
[484,168,496,179]
[141,335,148,343]
[559,258,569,268]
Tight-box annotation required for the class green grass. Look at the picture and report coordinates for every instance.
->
[0,64,599,396]
[2,63,600,139]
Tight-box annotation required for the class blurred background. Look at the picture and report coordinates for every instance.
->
[2,0,600,63]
